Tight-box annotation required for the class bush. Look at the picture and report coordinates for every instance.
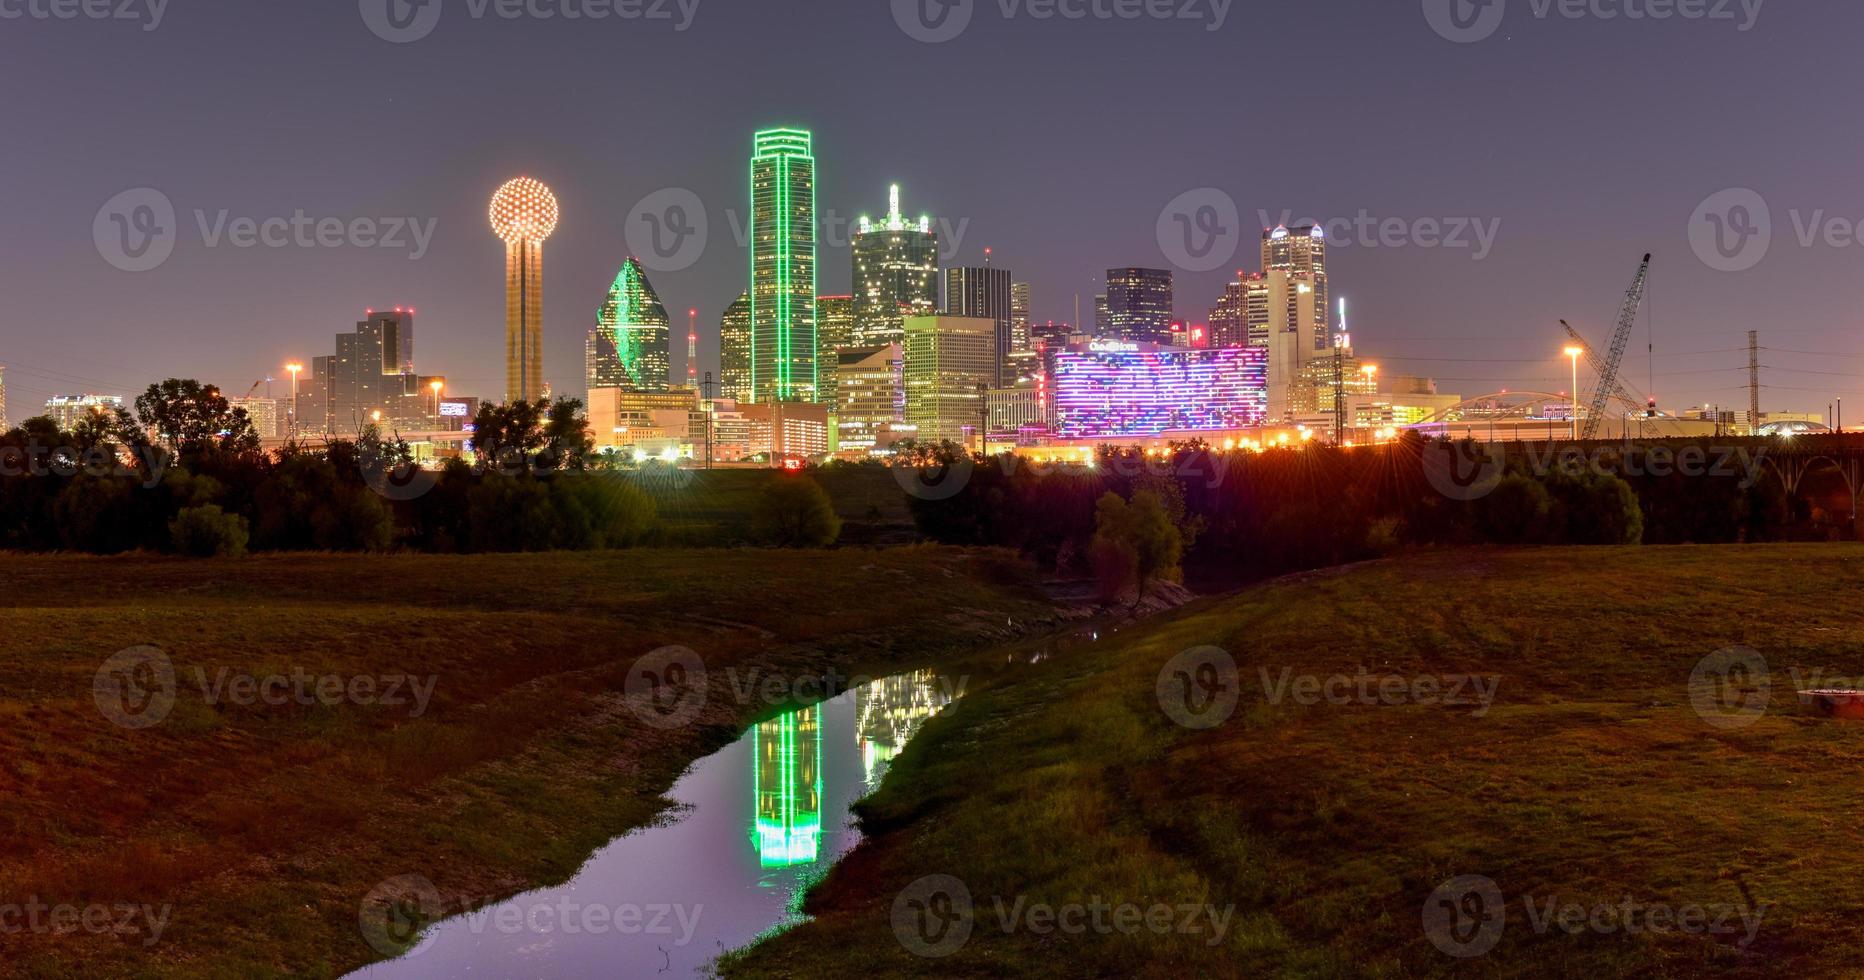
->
[169,505,249,557]
[1091,490,1183,601]
[754,477,842,548]
[1476,475,1552,544]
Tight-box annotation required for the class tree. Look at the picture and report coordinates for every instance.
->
[540,398,595,472]
[1476,474,1552,544]
[170,504,250,557]
[1091,489,1184,601]
[753,476,842,548]
[135,379,259,461]
[470,400,547,476]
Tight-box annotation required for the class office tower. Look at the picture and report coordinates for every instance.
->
[43,394,126,431]
[1263,225,1329,352]
[585,329,630,391]
[490,177,560,404]
[1049,343,1268,438]
[903,315,996,446]
[750,128,817,403]
[309,309,443,436]
[1264,271,1324,420]
[1094,294,1109,336]
[719,291,752,402]
[851,184,939,347]
[1209,272,1270,348]
[941,266,1012,387]
[594,257,672,392]
[1010,281,1031,354]
[1102,268,1174,343]
[835,343,905,452]
[815,295,855,412]
[229,397,281,439]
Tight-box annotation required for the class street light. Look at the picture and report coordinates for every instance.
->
[1563,347,1584,441]
[430,379,445,427]
[284,363,303,438]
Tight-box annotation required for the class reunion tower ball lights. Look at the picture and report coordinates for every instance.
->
[489,177,560,244]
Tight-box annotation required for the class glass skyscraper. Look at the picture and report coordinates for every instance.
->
[1102,268,1174,344]
[1263,225,1330,352]
[750,128,817,404]
[719,291,752,403]
[594,257,672,392]
[941,266,1013,388]
[851,184,939,348]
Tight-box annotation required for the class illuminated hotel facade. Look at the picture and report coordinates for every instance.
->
[851,185,939,348]
[490,177,560,405]
[594,257,672,392]
[749,128,817,403]
[1050,342,1268,438]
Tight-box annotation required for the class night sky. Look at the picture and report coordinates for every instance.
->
[2,0,1857,419]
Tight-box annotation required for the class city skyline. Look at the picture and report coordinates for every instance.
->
[7,4,1863,421]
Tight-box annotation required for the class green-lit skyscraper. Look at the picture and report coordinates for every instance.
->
[750,128,817,404]
[852,184,939,348]
[595,257,672,391]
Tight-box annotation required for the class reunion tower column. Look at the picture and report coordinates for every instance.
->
[490,177,560,404]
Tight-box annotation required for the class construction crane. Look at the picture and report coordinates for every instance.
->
[1581,253,1652,440]
[1559,320,1642,415]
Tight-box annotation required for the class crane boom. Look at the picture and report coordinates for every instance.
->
[1560,320,1642,413]
[1581,254,1651,440]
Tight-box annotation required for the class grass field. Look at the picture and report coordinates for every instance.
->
[0,547,1059,977]
[642,466,916,545]
[724,544,1864,979]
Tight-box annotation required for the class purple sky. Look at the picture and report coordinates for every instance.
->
[2,0,1858,419]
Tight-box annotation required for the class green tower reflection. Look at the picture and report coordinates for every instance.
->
[751,704,823,867]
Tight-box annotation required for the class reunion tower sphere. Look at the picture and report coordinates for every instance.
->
[489,177,560,244]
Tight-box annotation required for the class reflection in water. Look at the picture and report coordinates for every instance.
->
[854,670,955,790]
[350,669,961,979]
[753,705,823,867]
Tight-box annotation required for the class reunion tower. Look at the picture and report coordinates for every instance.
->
[490,177,560,404]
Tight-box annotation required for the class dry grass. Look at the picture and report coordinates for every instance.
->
[0,547,1057,978]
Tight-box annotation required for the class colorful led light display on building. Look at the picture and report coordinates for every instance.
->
[751,703,822,867]
[1051,344,1268,438]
